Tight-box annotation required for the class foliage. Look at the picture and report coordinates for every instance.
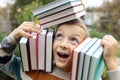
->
[89,28,105,38]
[0,32,8,42]
[0,3,12,20]
[10,0,54,30]
[102,67,110,80]
[116,40,120,58]
[117,48,120,58]
[96,0,120,40]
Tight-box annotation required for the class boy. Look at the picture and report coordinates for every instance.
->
[0,19,120,80]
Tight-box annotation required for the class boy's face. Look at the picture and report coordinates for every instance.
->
[53,24,87,72]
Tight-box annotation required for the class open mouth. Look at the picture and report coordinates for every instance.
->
[57,52,69,58]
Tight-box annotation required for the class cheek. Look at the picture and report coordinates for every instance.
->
[70,44,79,52]
[53,40,57,50]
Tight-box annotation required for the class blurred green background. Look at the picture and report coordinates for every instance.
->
[0,0,120,80]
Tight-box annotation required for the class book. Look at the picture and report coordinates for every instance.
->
[32,0,80,16]
[19,28,55,72]
[36,1,82,20]
[45,29,54,72]
[76,38,98,80]
[88,46,104,80]
[38,28,48,70]
[32,0,85,28]
[70,37,92,80]
[39,4,85,27]
[19,37,30,71]
[82,38,101,80]
[40,9,85,28]
[29,32,38,70]
[71,37,105,80]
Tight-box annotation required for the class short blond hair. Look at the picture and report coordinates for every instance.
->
[56,18,89,37]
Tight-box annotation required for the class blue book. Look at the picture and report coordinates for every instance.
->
[81,39,100,80]
[77,38,98,80]
[88,46,104,80]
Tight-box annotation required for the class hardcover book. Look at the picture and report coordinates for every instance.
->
[19,37,30,71]
[71,38,105,80]
[45,29,54,72]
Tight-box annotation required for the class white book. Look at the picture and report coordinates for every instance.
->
[32,0,81,16]
[82,38,101,80]
[36,1,82,19]
[41,9,86,28]
[45,29,54,72]
[77,38,98,80]
[19,37,29,71]
[38,29,48,70]
[40,4,84,25]
[88,46,104,80]
[71,37,92,80]
[29,32,38,70]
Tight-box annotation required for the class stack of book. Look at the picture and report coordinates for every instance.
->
[71,37,105,80]
[19,28,54,72]
[19,0,105,79]
[32,0,86,28]
[19,0,86,73]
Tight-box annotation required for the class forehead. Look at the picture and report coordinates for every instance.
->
[56,24,87,37]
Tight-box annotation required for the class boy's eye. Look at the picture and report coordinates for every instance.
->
[71,38,78,45]
[55,33,63,40]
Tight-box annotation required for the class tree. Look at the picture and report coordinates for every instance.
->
[10,0,54,29]
[97,0,120,39]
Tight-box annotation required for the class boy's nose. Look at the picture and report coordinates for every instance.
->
[59,38,69,49]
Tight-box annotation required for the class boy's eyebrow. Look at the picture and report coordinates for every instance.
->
[55,29,62,33]
[71,33,81,38]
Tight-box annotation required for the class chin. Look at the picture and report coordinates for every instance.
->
[55,61,70,72]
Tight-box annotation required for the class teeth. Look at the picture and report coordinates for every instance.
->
[58,52,69,58]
